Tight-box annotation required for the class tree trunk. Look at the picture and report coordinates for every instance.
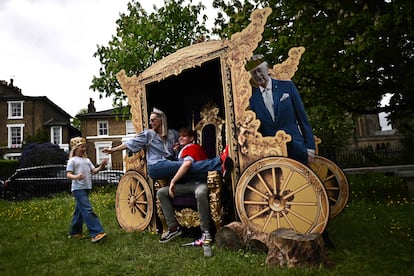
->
[215,222,334,268]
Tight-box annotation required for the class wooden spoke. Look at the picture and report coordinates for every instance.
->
[285,208,313,225]
[310,156,350,218]
[246,184,269,200]
[248,206,271,220]
[116,171,153,231]
[257,172,273,196]
[235,157,330,234]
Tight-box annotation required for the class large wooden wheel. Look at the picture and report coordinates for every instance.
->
[235,157,330,234]
[310,156,350,218]
[116,170,153,231]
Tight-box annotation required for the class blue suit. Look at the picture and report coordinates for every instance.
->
[249,79,315,164]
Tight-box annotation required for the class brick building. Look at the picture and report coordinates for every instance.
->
[0,79,80,160]
[353,113,402,151]
[77,98,136,169]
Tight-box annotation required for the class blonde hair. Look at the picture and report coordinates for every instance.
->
[69,137,87,158]
[152,108,168,138]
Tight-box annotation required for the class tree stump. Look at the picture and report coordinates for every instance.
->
[215,222,334,268]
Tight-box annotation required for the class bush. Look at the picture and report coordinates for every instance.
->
[19,143,68,168]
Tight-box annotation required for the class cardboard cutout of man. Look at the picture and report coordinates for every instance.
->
[247,54,315,165]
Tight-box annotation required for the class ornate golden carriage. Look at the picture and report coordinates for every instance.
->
[115,8,349,235]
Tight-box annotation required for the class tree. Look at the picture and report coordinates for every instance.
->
[90,0,209,112]
[212,0,414,149]
[71,108,88,130]
[25,128,49,144]
[92,0,413,150]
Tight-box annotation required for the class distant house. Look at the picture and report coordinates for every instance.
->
[352,113,402,151]
[0,79,80,160]
[77,98,136,170]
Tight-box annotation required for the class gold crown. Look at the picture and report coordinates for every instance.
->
[245,54,265,71]
[70,137,86,149]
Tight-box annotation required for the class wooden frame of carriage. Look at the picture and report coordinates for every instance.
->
[115,7,350,235]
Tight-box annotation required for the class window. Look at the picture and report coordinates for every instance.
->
[8,101,24,119]
[97,121,108,136]
[51,126,62,145]
[126,120,136,135]
[7,124,24,148]
[95,142,113,168]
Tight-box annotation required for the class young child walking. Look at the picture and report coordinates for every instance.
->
[66,137,108,243]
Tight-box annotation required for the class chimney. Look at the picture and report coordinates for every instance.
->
[9,78,14,87]
[88,98,96,113]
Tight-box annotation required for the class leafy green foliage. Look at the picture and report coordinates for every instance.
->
[24,128,49,144]
[213,0,414,148]
[71,108,88,130]
[90,0,209,111]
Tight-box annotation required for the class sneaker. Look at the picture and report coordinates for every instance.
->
[91,232,107,243]
[220,145,234,179]
[68,233,87,239]
[159,226,182,243]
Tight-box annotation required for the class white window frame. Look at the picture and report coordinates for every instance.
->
[94,141,113,168]
[3,152,21,160]
[97,120,109,136]
[50,126,62,145]
[7,123,25,148]
[125,120,136,135]
[7,101,24,119]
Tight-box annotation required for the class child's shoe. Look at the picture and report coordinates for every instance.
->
[91,232,107,243]
[159,226,182,243]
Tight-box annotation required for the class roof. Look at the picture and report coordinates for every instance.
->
[77,108,125,118]
[43,118,70,126]
[138,40,229,84]
[1,94,72,119]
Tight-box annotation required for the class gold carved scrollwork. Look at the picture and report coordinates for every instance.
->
[117,70,147,173]
[156,171,224,232]
[124,150,147,175]
[226,8,272,134]
[195,105,225,156]
[223,7,305,170]
[156,199,168,233]
[116,70,144,134]
[269,46,306,81]
[207,171,223,230]
[175,208,201,228]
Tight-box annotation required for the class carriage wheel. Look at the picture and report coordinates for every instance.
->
[116,170,153,231]
[310,156,350,218]
[235,157,330,234]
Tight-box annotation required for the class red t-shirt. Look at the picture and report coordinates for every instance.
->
[178,144,208,161]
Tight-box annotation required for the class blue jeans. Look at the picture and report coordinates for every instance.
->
[148,157,221,180]
[69,189,104,237]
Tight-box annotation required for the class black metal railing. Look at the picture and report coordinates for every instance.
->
[318,147,413,168]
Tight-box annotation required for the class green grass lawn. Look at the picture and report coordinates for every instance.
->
[0,174,413,275]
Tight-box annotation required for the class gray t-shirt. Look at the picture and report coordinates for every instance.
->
[67,156,94,191]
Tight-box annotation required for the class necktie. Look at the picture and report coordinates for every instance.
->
[263,88,275,121]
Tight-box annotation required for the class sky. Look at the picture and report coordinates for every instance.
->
[0,0,216,117]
